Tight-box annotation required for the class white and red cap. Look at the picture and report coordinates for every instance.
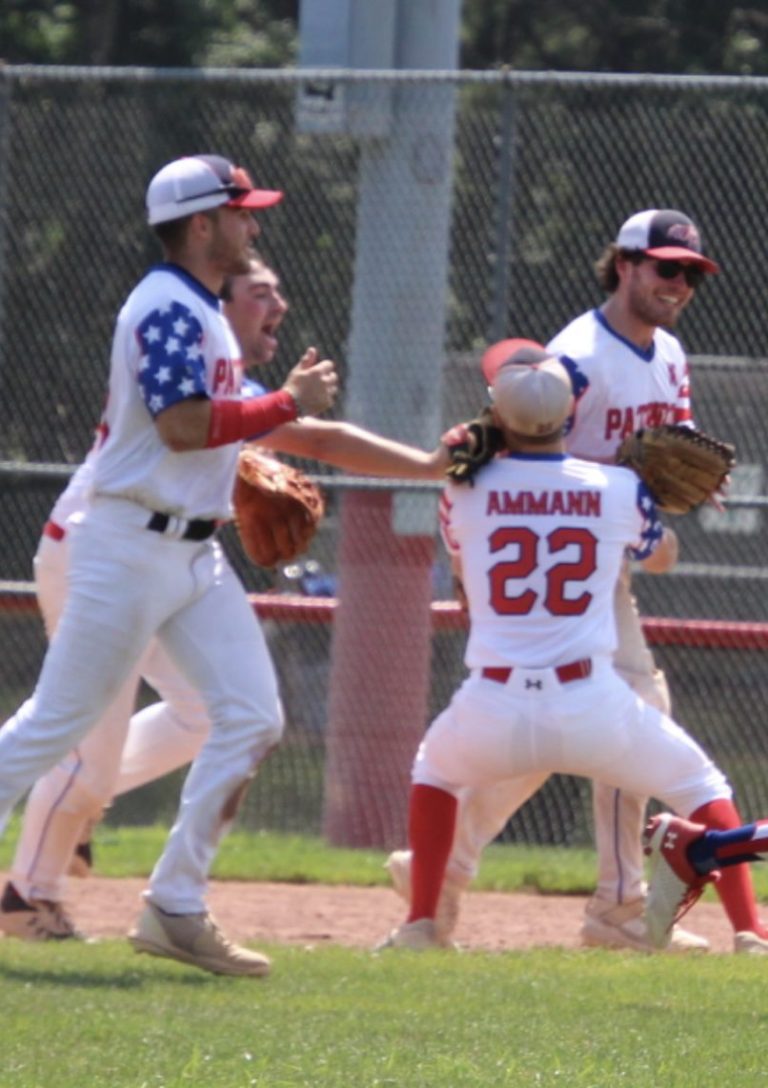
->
[480,338,551,387]
[616,208,719,273]
[492,356,574,438]
[146,154,283,225]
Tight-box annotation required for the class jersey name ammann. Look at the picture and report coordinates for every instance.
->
[486,489,601,517]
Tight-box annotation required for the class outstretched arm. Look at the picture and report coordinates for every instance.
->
[254,418,450,480]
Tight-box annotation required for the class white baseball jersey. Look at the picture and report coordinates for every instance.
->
[548,309,693,462]
[49,455,95,527]
[439,452,662,668]
[51,375,267,530]
[92,263,244,521]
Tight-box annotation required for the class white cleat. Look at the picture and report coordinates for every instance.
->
[385,849,466,943]
[129,901,270,977]
[375,918,447,952]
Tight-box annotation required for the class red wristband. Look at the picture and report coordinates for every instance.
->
[205,392,298,448]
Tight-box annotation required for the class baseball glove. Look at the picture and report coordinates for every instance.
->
[443,407,505,485]
[233,448,325,568]
[615,424,736,514]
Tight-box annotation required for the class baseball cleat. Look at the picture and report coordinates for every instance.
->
[129,900,271,977]
[580,894,709,953]
[582,895,711,953]
[734,931,768,956]
[374,918,447,951]
[385,849,467,942]
[642,813,719,949]
[0,881,89,941]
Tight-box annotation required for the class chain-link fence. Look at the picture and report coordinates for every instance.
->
[1,66,767,849]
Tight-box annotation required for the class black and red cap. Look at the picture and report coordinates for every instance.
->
[616,209,719,274]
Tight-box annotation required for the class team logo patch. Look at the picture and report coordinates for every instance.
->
[666,223,701,250]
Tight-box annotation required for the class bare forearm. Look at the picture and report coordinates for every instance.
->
[641,527,679,574]
[258,419,449,479]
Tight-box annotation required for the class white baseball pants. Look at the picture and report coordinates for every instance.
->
[10,528,213,903]
[446,566,669,903]
[0,497,283,913]
[413,658,730,821]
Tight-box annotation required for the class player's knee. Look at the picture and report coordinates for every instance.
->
[261,711,284,749]
[208,686,284,749]
[239,699,286,749]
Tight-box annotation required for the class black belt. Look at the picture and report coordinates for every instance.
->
[146,512,217,541]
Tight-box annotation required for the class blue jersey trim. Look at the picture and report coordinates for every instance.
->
[628,479,663,560]
[594,308,655,363]
[504,452,569,462]
[150,262,222,310]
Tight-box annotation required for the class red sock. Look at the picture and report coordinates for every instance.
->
[407,784,458,922]
[691,799,768,937]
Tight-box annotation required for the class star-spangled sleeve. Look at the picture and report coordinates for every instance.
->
[627,479,663,561]
[556,354,588,438]
[135,302,207,417]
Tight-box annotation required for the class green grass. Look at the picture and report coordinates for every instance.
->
[3,820,768,901]
[0,820,612,893]
[2,823,768,1086]
[2,940,767,1087]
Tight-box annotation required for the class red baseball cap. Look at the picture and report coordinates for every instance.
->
[480,338,551,387]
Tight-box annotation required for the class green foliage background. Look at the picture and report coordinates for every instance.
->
[1,1,767,74]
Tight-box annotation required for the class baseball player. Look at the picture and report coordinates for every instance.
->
[380,356,764,953]
[0,249,452,946]
[387,209,767,954]
[0,154,343,975]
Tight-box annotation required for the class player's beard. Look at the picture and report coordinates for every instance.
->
[627,280,689,330]
[207,218,254,277]
[216,245,253,277]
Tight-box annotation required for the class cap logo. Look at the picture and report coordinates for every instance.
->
[666,223,700,250]
[230,165,254,190]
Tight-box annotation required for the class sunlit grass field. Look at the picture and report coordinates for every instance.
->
[1,825,767,1087]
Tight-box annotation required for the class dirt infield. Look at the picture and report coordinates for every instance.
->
[3,873,735,954]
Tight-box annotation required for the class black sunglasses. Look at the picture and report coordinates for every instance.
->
[624,252,705,289]
[651,260,706,289]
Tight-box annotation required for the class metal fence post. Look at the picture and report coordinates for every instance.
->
[488,75,517,344]
[322,2,462,848]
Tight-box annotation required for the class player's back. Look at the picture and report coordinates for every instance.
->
[442,452,652,669]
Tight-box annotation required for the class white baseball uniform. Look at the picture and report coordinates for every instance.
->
[415,453,729,819]
[0,264,283,914]
[447,308,693,902]
[9,369,274,904]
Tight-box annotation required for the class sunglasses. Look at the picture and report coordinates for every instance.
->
[625,252,705,289]
[651,260,706,289]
